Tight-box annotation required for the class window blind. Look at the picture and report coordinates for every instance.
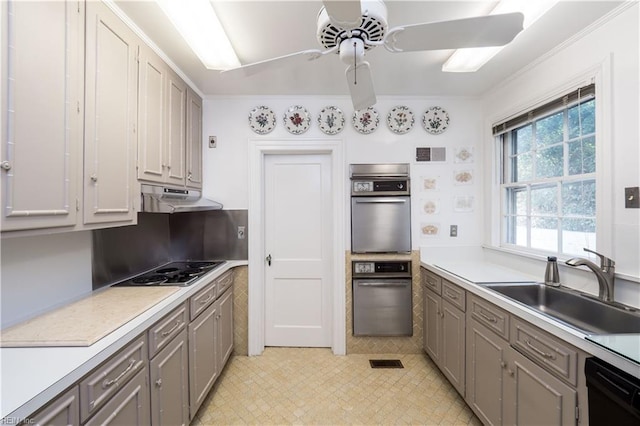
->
[492,83,595,136]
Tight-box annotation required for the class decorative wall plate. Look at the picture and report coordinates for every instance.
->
[387,106,414,134]
[422,106,450,135]
[318,106,345,135]
[284,105,311,134]
[352,108,379,134]
[248,106,276,134]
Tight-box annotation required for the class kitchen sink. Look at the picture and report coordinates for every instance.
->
[484,283,640,334]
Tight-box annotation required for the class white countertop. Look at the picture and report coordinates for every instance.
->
[420,253,640,379]
[0,261,246,420]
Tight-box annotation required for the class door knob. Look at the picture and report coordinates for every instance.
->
[266,254,272,266]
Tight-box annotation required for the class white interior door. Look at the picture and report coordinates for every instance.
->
[264,154,333,347]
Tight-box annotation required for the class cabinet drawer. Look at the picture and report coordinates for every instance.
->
[25,386,79,426]
[216,270,234,295]
[148,302,187,357]
[84,367,150,426]
[511,318,578,386]
[442,280,465,312]
[468,295,509,341]
[80,334,147,422]
[190,280,217,321]
[422,269,442,295]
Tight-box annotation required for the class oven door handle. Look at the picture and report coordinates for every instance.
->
[357,281,410,287]
[354,198,407,204]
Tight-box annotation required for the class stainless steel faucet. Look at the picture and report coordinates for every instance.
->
[565,248,616,302]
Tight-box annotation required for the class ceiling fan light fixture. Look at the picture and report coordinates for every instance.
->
[442,0,559,73]
[156,0,240,70]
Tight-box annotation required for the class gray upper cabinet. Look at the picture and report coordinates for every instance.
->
[137,44,167,185]
[186,88,203,189]
[83,0,138,226]
[1,0,83,232]
[165,71,187,187]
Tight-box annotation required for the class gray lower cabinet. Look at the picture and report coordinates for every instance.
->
[149,329,189,426]
[217,286,234,369]
[422,273,466,396]
[84,368,150,426]
[188,299,219,420]
[466,316,509,425]
[466,298,578,426]
[23,386,79,426]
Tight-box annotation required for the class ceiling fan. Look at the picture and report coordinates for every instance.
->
[223,0,524,110]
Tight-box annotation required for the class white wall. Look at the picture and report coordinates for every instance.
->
[480,4,639,304]
[0,231,93,328]
[203,95,485,250]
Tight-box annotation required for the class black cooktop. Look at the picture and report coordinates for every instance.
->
[113,260,224,287]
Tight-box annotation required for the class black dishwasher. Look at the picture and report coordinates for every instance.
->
[585,357,640,425]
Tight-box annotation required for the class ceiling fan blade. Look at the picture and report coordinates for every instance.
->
[221,49,330,77]
[346,61,376,110]
[385,12,524,52]
[322,0,362,30]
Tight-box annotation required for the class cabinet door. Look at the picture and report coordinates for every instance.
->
[137,44,166,184]
[26,386,79,426]
[84,368,150,426]
[84,0,138,225]
[150,329,189,426]
[188,301,218,420]
[466,317,507,426]
[165,71,186,187]
[1,0,82,231]
[186,88,203,189]
[503,347,577,426]
[423,287,441,364]
[217,287,234,368]
[441,300,465,396]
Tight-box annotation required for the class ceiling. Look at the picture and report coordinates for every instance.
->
[115,1,623,98]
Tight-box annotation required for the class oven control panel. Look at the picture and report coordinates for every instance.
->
[352,261,412,277]
[351,179,410,195]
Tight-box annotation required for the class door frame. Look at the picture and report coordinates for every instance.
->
[248,139,346,356]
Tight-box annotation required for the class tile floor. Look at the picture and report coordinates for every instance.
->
[192,348,481,425]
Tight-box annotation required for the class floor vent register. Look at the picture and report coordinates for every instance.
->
[369,359,404,369]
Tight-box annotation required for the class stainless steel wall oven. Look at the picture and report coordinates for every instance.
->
[350,163,411,253]
[352,260,413,336]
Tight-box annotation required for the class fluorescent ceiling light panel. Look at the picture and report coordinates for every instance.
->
[157,0,240,70]
[443,0,559,73]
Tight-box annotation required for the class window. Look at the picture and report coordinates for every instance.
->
[496,85,596,256]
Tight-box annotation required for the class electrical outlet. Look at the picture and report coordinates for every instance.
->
[450,225,458,237]
[208,136,217,148]
[237,226,245,239]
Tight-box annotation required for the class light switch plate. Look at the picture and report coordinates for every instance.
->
[625,187,639,208]
[208,136,217,148]
[450,225,458,237]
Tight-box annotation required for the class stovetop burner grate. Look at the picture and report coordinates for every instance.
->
[114,260,224,287]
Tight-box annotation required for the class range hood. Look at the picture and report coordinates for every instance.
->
[141,184,223,213]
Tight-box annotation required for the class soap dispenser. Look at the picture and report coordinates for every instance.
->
[544,256,560,287]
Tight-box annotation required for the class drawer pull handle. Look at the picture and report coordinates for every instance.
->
[102,359,136,388]
[444,290,458,299]
[525,339,556,360]
[199,294,213,305]
[479,311,497,323]
[161,320,182,337]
